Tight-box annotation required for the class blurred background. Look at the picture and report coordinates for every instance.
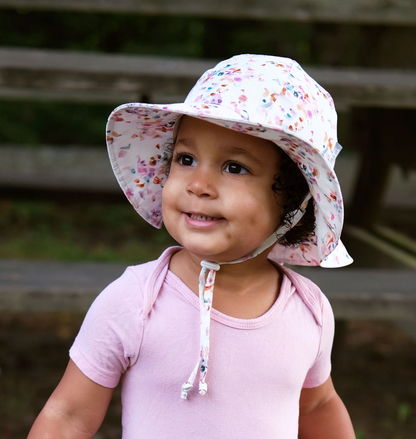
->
[0,2,415,438]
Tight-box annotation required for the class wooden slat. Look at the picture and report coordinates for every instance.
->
[0,259,127,313]
[1,259,415,318]
[0,47,213,104]
[1,0,416,26]
[293,267,416,320]
[0,145,119,193]
[1,47,416,109]
[345,225,416,269]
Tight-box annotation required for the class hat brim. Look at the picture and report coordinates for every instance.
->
[106,102,352,267]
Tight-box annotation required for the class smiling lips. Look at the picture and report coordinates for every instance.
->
[187,213,221,221]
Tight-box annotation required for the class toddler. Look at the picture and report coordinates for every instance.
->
[28,54,355,438]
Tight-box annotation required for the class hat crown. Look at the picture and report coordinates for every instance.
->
[185,54,338,168]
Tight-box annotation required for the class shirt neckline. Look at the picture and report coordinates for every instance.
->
[165,268,294,330]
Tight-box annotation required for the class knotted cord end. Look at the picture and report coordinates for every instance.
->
[181,382,193,400]
[199,382,207,395]
[200,260,220,271]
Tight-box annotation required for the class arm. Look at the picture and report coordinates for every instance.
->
[299,376,355,439]
[28,360,114,439]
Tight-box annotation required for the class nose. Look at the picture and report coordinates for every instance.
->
[186,167,218,198]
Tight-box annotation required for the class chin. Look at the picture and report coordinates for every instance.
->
[183,243,251,264]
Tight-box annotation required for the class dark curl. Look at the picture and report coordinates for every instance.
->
[273,151,316,247]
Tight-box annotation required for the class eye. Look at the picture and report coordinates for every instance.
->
[225,162,248,174]
[175,153,196,167]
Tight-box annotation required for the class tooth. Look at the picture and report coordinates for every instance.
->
[189,214,219,221]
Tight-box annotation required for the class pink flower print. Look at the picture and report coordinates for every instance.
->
[126,188,134,199]
[136,155,146,167]
[118,144,131,158]
[150,208,162,223]
[327,171,335,182]
[229,101,242,115]
[238,94,248,105]
[209,95,222,105]
[274,116,283,126]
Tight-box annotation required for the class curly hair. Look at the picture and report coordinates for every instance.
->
[272,150,316,247]
[163,141,316,248]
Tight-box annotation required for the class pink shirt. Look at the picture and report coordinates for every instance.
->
[70,247,334,438]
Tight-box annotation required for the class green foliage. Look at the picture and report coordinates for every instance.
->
[0,100,113,145]
[354,429,367,439]
[0,10,313,60]
[0,200,176,262]
[397,402,411,423]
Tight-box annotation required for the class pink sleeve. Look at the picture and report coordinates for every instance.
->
[70,267,145,388]
[303,294,335,388]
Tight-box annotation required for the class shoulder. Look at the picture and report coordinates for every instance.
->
[279,265,333,328]
[94,246,179,314]
[69,249,178,386]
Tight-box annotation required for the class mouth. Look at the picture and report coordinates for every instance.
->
[186,213,222,221]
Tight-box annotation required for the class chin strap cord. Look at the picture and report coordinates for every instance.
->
[180,193,311,400]
[180,260,220,400]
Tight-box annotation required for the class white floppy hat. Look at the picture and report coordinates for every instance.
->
[106,54,352,268]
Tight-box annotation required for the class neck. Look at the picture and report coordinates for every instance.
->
[169,248,282,318]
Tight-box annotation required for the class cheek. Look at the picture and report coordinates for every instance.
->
[161,180,175,221]
[231,186,282,232]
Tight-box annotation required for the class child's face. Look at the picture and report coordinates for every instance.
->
[162,116,284,263]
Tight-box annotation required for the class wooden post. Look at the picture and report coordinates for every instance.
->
[348,107,416,229]
[348,108,391,228]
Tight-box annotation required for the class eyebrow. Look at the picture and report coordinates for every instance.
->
[175,138,264,166]
[220,143,264,166]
